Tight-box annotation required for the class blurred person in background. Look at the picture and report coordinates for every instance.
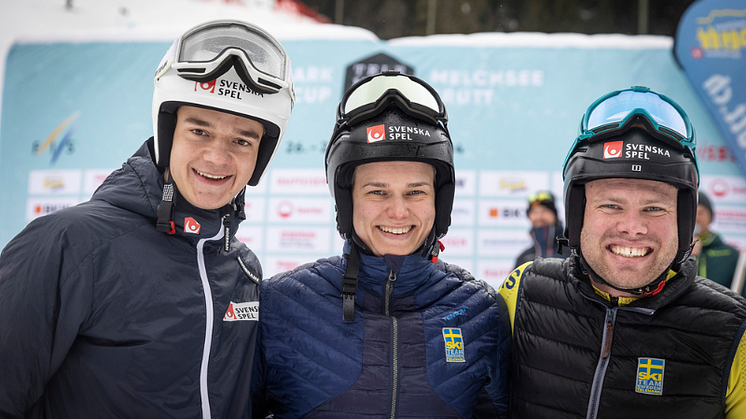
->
[0,20,293,418]
[693,190,742,295]
[514,191,568,268]
[251,71,509,418]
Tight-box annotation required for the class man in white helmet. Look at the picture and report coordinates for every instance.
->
[0,20,293,418]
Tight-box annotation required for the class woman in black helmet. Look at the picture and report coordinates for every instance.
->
[252,72,510,418]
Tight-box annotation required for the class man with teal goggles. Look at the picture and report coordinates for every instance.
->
[500,86,746,418]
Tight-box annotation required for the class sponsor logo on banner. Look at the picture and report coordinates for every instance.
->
[477,229,532,257]
[25,197,80,222]
[235,225,263,249]
[451,200,475,226]
[455,171,476,196]
[292,66,333,105]
[263,255,313,278]
[439,229,473,256]
[223,301,259,321]
[266,226,330,253]
[711,205,746,232]
[184,217,201,234]
[442,328,466,362]
[701,175,746,203]
[270,169,327,195]
[28,170,82,195]
[479,201,530,227]
[479,171,550,197]
[636,358,665,395]
[367,124,385,142]
[603,141,624,159]
[269,198,332,223]
[32,112,79,165]
[477,259,518,290]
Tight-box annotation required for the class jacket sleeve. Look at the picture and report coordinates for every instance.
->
[0,219,93,417]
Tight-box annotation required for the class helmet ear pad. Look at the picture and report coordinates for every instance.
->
[156,109,177,170]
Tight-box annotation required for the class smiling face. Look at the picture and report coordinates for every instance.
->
[352,161,436,257]
[168,106,264,209]
[580,178,679,295]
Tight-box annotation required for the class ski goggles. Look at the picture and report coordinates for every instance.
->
[337,71,448,129]
[528,191,554,204]
[171,20,291,94]
[578,86,695,150]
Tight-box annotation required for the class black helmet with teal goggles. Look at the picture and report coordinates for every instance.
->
[562,86,699,295]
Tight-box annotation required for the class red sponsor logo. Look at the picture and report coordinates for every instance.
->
[367,124,386,143]
[195,80,216,93]
[603,141,624,159]
[709,178,730,198]
[184,217,201,234]
[277,201,293,218]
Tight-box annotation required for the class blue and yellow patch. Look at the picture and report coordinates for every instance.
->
[443,328,466,363]
[636,357,665,395]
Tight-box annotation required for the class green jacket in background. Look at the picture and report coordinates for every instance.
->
[697,232,742,297]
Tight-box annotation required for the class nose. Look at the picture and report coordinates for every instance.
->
[386,195,409,220]
[203,138,231,166]
[615,210,647,236]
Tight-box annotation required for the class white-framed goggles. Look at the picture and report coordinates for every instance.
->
[171,20,291,94]
[337,71,448,130]
[579,86,695,149]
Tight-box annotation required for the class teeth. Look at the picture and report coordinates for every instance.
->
[379,226,412,235]
[195,169,226,180]
[610,245,649,257]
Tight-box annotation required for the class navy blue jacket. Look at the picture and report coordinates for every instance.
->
[0,140,261,418]
[253,243,510,418]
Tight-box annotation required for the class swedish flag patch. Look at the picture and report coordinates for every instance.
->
[443,328,466,363]
[636,357,665,395]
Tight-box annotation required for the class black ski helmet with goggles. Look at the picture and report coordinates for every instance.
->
[325,71,455,259]
[152,19,294,186]
[562,86,699,295]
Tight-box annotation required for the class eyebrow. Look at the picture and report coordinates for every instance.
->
[361,181,433,188]
[184,117,263,140]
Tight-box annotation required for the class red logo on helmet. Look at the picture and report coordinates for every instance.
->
[367,124,386,143]
[195,80,216,93]
[184,217,201,234]
[603,141,624,159]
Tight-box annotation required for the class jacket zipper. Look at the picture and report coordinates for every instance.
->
[586,307,617,419]
[385,269,399,419]
[195,223,226,419]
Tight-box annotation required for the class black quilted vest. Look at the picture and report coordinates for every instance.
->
[509,257,746,419]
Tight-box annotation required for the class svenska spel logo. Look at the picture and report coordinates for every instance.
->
[195,80,216,93]
[184,217,201,234]
[367,124,386,143]
[603,141,624,159]
[223,301,259,321]
[442,327,466,363]
[636,357,665,395]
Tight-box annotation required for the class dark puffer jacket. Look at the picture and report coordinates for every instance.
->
[0,139,262,418]
[503,257,746,419]
[253,243,510,418]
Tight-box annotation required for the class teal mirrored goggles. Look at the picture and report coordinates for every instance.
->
[172,20,291,94]
[580,86,694,148]
[336,71,449,131]
[563,86,696,171]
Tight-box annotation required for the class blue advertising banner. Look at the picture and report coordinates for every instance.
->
[3,33,745,287]
[675,0,746,177]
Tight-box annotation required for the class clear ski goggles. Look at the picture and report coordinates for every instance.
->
[578,86,695,149]
[337,72,448,129]
[171,20,290,94]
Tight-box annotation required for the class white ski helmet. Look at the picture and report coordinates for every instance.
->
[152,19,294,186]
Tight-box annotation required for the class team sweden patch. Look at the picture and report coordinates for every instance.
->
[442,328,466,363]
[636,357,665,395]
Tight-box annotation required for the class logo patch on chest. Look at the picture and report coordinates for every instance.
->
[636,357,665,395]
[442,328,466,363]
[223,301,259,321]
